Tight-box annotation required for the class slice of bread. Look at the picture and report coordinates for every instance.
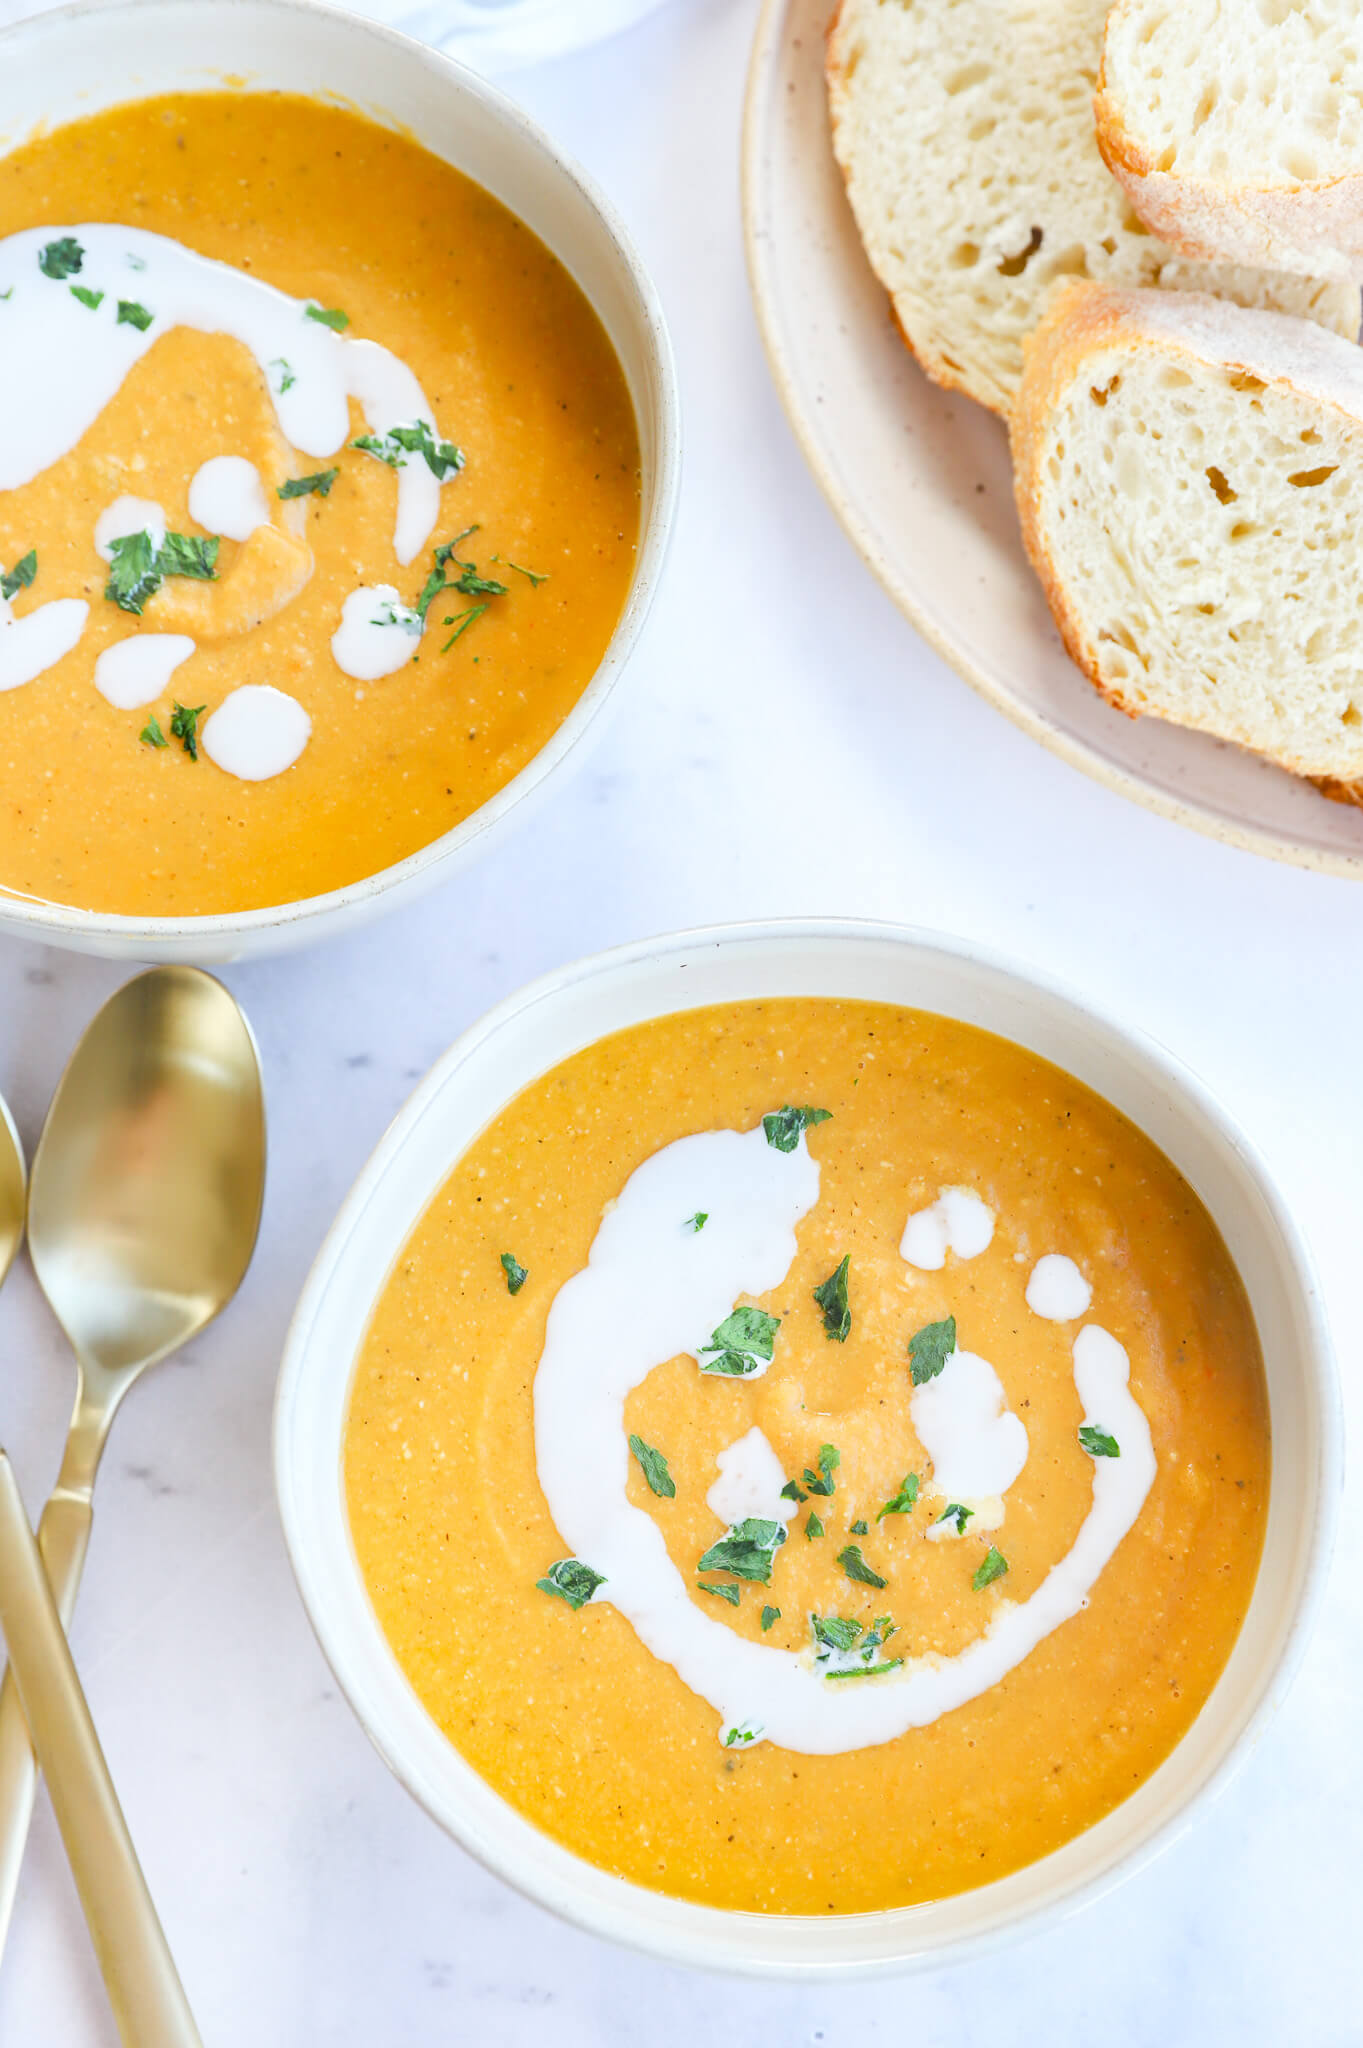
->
[1096,0,1363,282]
[826,0,1361,416]
[1011,279,1363,792]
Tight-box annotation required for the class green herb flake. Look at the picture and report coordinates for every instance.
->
[909,1315,957,1387]
[698,1581,741,1607]
[812,1615,862,1654]
[696,1517,786,1585]
[935,1502,974,1536]
[69,284,104,311]
[780,1478,807,1504]
[628,1434,675,1500]
[139,715,168,750]
[0,286,13,301]
[500,1252,528,1295]
[813,1253,851,1342]
[837,1544,888,1589]
[699,1304,781,1378]
[116,299,154,332]
[806,1511,825,1540]
[277,468,339,500]
[1079,1425,1121,1459]
[0,550,36,603]
[103,530,161,615]
[270,357,296,394]
[441,604,486,652]
[824,1660,904,1680]
[38,237,83,279]
[536,1558,605,1610]
[684,1212,708,1233]
[760,1605,780,1632]
[352,419,463,481]
[157,532,219,582]
[169,700,206,761]
[761,1104,832,1153]
[802,1443,840,1498]
[724,1722,761,1746]
[507,559,548,586]
[973,1546,1009,1591]
[877,1473,920,1522]
[305,302,349,331]
[850,1519,869,1536]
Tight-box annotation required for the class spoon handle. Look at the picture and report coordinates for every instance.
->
[0,1455,201,2048]
[0,1484,92,1958]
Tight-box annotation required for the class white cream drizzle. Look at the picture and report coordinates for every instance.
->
[331,584,423,679]
[94,496,166,562]
[533,1123,1158,1755]
[200,684,311,782]
[912,1346,1028,1527]
[1026,1254,1093,1321]
[188,456,269,543]
[900,1185,995,1269]
[0,592,87,693]
[93,633,194,710]
[706,1428,798,1529]
[0,224,455,564]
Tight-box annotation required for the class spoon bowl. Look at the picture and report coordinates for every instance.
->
[0,966,265,1958]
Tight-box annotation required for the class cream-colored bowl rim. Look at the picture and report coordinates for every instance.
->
[274,918,1340,1976]
[0,0,679,959]
[741,0,1363,880]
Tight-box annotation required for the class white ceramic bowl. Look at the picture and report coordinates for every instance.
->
[0,0,678,963]
[275,920,1340,1976]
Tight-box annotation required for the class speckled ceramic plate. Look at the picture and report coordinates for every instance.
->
[742,0,1363,878]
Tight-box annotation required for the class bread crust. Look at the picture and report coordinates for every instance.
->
[1009,280,1363,785]
[1095,16,1363,283]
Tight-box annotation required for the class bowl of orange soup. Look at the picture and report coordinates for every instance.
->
[0,0,676,961]
[275,921,1338,1972]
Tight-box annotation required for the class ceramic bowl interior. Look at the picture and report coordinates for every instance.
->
[274,920,1338,1976]
[0,0,678,962]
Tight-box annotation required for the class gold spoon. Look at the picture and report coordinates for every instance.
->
[0,967,266,1958]
[0,1092,24,1292]
[0,1451,200,2045]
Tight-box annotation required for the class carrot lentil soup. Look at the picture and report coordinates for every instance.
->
[0,92,638,916]
[345,1000,1268,1914]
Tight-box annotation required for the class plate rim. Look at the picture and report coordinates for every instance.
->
[740,0,1363,881]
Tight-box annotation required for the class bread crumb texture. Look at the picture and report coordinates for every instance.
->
[827,0,1361,412]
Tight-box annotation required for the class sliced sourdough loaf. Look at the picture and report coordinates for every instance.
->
[1096,0,1363,281]
[1010,279,1363,793]
[826,0,1360,416]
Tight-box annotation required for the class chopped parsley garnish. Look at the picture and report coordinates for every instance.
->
[935,1502,974,1536]
[780,1478,807,1504]
[724,1722,761,1747]
[699,1304,780,1378]
[850,1519,869,1536]
[760,1605,780,1632]
[278,468,338,499]
[909,1315,957,1386]
[684,1212,708,1232]
[104,530,218,615]
[698,1581,741,1607]
[696,1517,786,1584]
[628,1434,675,1499]
[824,1661,903,1681]
[69,285,103,310]
[506,559,548,586]
[813,1254,851,1341]
[761,1104,832,1153]
[305,302,349,331]
[811,1613,901,1679]
[0,287,12,301]
[812,1615,862,1654]
[352,419,463,481]
[270,357,296,394]
[536,1558,605,1610]
[371,599,423,635]
[38,237,83,279]
[800,1443,840,1497]
[1079,1425,1121,1458]
[806,1511,824,1540]
[837,1544,887,1589]
[0,550,36,602]
[139,715,167,749]
[499,1252,528,1295]
[973,1546,1009,1591]
[116,299,154,332]
[441,605,486,651]
[877,1473,920,1522]
[169,700,206,761]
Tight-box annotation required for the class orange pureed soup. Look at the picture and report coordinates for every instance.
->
[345,1000,1269,1914]
[0,93,639,916]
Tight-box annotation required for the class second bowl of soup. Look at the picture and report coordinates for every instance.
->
[275,921,1337,1972]
[0,0,676,960]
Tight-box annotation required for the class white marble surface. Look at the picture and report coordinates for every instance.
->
[0,1,1359,2040]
